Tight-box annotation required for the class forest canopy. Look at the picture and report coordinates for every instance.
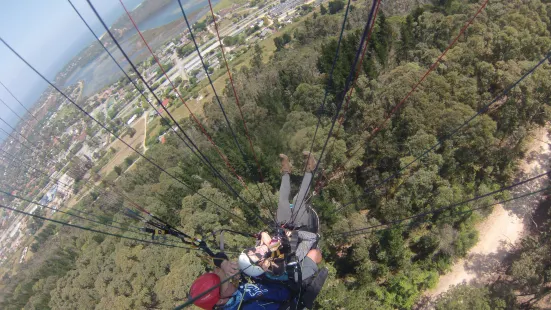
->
[2,0,551,309]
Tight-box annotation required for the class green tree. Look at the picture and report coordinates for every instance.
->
[140,97,149,109]
[251,43,263,68]
[371,11,391,66]
[124,156,134,167]
[328,0,345,14]
[434,284,506,310]
[291,83,324,112]
[320,3,327,15]
[275,33,293,51]
[177,45,195,58]
[274,36,285,50]
[28,208,45,234]
[377,228,412,269]
[397,15,415,62]
[113,165,122,176]
[193,20,207,32]
[126,127,137,138]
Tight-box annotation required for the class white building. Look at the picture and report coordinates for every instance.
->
[127,114,138,125]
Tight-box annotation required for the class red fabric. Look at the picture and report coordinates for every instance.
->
[189,273,221,309]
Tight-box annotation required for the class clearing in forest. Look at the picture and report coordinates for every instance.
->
[426,127,551,299]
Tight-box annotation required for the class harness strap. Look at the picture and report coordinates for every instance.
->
[289,231,299,254]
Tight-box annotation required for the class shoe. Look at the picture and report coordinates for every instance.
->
[303,151,317,172]
[279,154,291,174]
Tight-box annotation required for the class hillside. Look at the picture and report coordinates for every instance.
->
[2,0,551,309]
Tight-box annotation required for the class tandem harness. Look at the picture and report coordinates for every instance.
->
[254,226,327,309]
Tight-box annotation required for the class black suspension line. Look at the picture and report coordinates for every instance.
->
[301,0,352,174]
[0,116,36,150]
[331,170,551,237]
[0,80,38,121]
[67,0,259,235]
[0,154,224,251]
[0,107,62,161]
[0,98,25,123]
[0,203,224,253]
[0,132,152,235]
[117,0,274,227]
[0,189,147,234]
[336,186,551,238]
[0,127,43,160]
[335,48,551,214]
[67,0,227,188]
[176,0,278,225]
[0,118,58,166]
[82,1,270,228]
[0,148,74,191]
[292,0,379,224]
[0,36,252,228]
[0,120,167,235]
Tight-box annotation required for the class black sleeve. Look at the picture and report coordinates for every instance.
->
[213,252,229,268]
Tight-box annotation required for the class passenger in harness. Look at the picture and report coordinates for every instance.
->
[188,152,327,309]
[236,152,327,309]
[237,152,322,282]
[237,229,320,282]
[189,265,291,310]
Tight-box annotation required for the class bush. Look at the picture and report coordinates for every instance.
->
[328,0,345,14]
[114,166,122,176]
[124,156,135,167]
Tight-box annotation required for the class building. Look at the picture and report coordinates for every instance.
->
[260,28,273,38]
[75,128,87,142]
[163,42,176,55]
[195,71,206,82]
[127,114,138,125]
[145,63,161,83]
[98,88,112,101]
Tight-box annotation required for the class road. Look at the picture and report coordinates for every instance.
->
[422,127,551,305]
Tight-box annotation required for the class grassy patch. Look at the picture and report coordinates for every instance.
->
[234,33,277,70]
[232,11,317,70]
[196,0,248,23]
[169,70,228,121]
[146,118,161,139]
[99,117,146,177]
[213,0,248,13]
[218,18,233,30]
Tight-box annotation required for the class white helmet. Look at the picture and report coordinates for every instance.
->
[238,251,265,277]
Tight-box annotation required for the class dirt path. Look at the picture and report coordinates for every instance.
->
[426,127,550,299]
[142,114,148,152]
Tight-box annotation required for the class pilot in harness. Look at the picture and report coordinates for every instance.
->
[188,152,328,309]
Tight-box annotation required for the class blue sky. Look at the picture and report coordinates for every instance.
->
[0,0,142,132]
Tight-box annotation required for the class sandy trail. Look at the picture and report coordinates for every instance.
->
[426,127,550,299]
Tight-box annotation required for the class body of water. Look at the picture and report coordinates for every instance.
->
[126,0,218,38]
[63,0,220,96]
